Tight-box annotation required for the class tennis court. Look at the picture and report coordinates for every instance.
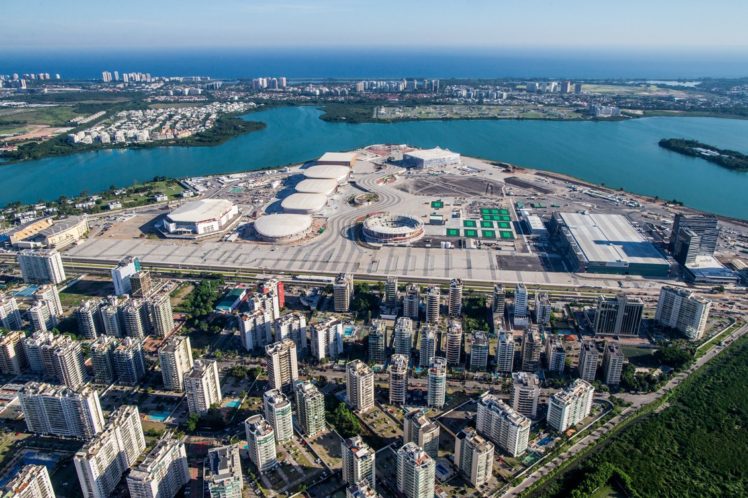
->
[480,220,494,228]
[500,231,514,239]
[482,230,496,239]
[463,220,477,228]
[446,228,460,237]
[464,229,478,238]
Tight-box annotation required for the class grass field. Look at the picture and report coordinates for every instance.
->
[0,106,82,132]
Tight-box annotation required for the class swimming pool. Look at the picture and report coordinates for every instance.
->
[343,325,356,337]
[147,411,171,422]
[224,399,241,408]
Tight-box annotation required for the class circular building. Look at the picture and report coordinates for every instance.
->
[362,214,425,244]
[162,199,239,236]
[303,165,350,184]
[281,193,327,214]
[295,178,338,196]
[254,214,313,243]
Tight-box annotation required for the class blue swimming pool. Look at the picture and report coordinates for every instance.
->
[225,399,241,408]
[343,325,355,337]
[147,411,170,422]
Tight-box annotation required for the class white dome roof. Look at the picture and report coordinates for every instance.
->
[254,214,313,239]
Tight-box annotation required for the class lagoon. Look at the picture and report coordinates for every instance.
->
[1,106,747,219]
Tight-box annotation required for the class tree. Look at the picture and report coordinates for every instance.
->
[186,413,199,432]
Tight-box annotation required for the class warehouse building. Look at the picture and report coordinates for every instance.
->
[316,151,358,167]
[403,147,461,169]
[550,212,670,277]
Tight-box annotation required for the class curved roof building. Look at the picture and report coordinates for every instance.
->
[163,199,239,236]
[281,193,327,214]
[255,214,313,243]
[303,165,350,184]
[295,179,338,196]
[363,214,425,244]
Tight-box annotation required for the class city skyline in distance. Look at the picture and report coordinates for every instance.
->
[3,0,748,52]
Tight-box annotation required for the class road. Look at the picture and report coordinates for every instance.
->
[498,322,748,497]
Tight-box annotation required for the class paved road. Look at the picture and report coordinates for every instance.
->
[499,323,748,498]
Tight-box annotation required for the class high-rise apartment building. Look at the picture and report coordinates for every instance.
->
[75,299,102,339]
[445,320,462,366]
[384,276,398,305]
[492,284,506,322]
[19,382,104,439]
[263,389,293,443]
[389,354,409,405]
[424,287,440,324]
[547,379,595,432]
[496,330,515,374]
[0,331,26,375]
[346,360,374,412]
[275,312,307,353]
[593,294,643,337]
[511,372,540,419]
[342,436,376,489]
[51,337,86,389]
[427,357,447,409]
[396,443,435,498]
[17,249,66,284]
[238,310,273,352]
[99,297,124,338]
[368,320,386,365]
[310,318,342,361]
[294,381,325,437]
[578,340,599,382]
[148,292,174,337]
[534,292,552,326]
[126,432,189,498]
[21,331,53,374]
[404,410,440,458]
[111,256,141,296]
[158,335,193,392]
[403,284,420,320]
[476,393,531,457]
[513,284,528,328]
[204,445,243,498]
[184,360,222,415]
[346,481,380,498]
[545,334,567,373]
[521,328,542,372]
[0,293,23,330]
[1,465,56,498]
[75,405,145,498]
[265,339,298,391]
[454,427,494,488]
[113,337,146,386]
[418,325,436,368]
[244,415,277,472]
[655,286,711,341]
[393,317,414,357]
[602,342,624,385]
[333,273,354,312]
[120,300,147,339]
[448,278,463,317]
[130,270,153,298]
[469,331,489,371]
[90,336,117,385]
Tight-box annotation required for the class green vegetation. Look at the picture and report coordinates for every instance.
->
[184,278,223,319]
[462,294,490,332]
[350,283,381,322]
[531,335,748,498]
[659,138,748,171]
[318,103,377,123]
[325,397,361,438]
[0,106,82,132]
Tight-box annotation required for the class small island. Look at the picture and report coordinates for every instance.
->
[659,138,748,171]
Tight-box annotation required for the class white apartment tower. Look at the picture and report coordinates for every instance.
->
[578,340,600,382]
[424,287,440,324]
[521,328,542,372]
[0,293,23,330]
[534,292,552,326]
[389,354,409,405]
[310,318,343,361]
[204,445,243,498]
[448,278,463,317]
[385,276,398,305]
[403,284,420,320]
[2,465,56,498]
[513,284,529,328]
[265,339,299,390]
[158,335,193,392]
[511,372,540,418]
[126,432,189,498]
[418,325,436,368]
[602,342,625,386]
[496,330,515,374]
[469,331,489,371]
[476,393,531,457]
[18,249,66,284]
[0,331,27,375]
[333,273,354,312]
[655,286,711,341]
[148,292,175,337]
[342,436,376,489]
[545,334,567,373]
[404,409,440,458]
[244,415,277,473]
[184,360,222,415]
[19,382,105,439]
[393,317,414,357]
[547,379,595,432]
[454,427,494,488]
[368,320,386,365]
[263,389,293,443]
[346,360,374,412]
[445,320,462,366]
[396,442,435,498]
[51,337,86,389]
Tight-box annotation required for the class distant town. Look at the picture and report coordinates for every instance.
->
[0,145,746,497]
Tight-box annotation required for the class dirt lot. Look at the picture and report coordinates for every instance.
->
[396,175,505,198]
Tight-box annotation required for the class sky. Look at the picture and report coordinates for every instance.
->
[2,0,748,52]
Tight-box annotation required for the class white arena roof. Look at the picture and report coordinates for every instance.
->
[303,165,350,183]
[254,214,313,239]
[295,178,338,195]
[317,151,357,164]
[404,147,460,161]
[167,199,234,223]
[281,193,327,213]
[558,212,666,266]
